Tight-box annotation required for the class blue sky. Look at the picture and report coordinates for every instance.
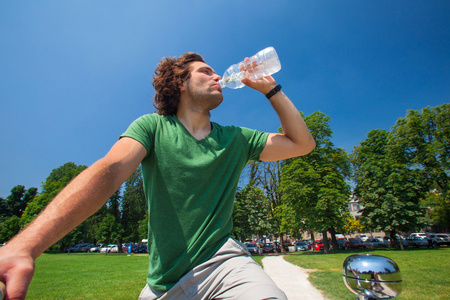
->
[1,1,449,198]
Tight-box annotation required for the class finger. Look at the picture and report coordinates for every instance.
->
[5,265,35,300]
[251,57,258,68]
[244,58,253,75]
[239,62,245,72]
[0,281,5,300]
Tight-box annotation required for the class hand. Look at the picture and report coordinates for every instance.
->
[239,57,277,95]
[0,248,35,300]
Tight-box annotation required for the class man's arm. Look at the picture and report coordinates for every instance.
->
[0,137,146,299]
[242,76,316,161]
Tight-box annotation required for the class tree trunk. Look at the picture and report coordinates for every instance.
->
[329,226,339,251]
[310,230,315,251]
[279,232,286,253]
[322,230,330,254]
[117,239,123,254]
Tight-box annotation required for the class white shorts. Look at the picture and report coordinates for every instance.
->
[139,238,287,300]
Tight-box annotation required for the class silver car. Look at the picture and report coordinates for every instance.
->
[295,241,308,251]
[245,243,259,255]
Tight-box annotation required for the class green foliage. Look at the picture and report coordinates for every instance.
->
[390,104,449,194]
[1,161,148,249]
[121,166,147,242]
[0,215,21,243]
[258,160,284,238]
[0,185,37,220]
[422,190,450,231]
[389,104,449,230]
[20,162,87,226]
[232,184,272,241]
[96,214,124,245]
[137,212,149,241]
[351,129,428,239]
[351,103,449,235]
[279,111,351,250]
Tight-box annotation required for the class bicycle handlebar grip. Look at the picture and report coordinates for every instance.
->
[0,281,5,300]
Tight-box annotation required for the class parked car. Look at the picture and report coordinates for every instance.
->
[383,235,408,247]
[364,238,385,248]
[133,244,148,253]
[304,240,314,249]
[70,243,90,253]
[430,234,450,246]
[408,232,427,239]
[405,236,428,247]
[262,243,276,253]
[274,242,283,252]
[89,244,102,252]
[100,244,119,253]
[336,238,348,250]
[346,238,365,249]
[294,241,309,251]
[283,241,292,251]
[314,240,324,251]
[357,234,369,242]
[245,243,259,255]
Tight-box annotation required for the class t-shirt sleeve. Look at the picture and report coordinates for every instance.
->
[239,127,269,161]
[119,114,156,155]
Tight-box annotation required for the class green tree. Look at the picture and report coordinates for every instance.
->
[389,104,449,229]
[351,129,428,249]
[279,111,351,253]
[20,162,87,226]
[422,191,450,232]
[0,186,37,220]
[232,184,272,242]
[96,214,124,246]
[121,166,147,242]
[137,212,149,241]
[0,215,21,243]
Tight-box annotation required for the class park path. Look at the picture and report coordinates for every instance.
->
[262,255,328,300]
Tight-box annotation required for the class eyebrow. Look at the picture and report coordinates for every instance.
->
[198,66,216,74]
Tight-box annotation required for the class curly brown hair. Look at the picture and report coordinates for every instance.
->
[152,52,205,116]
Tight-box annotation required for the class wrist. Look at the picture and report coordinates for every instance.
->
[265,84,282,100]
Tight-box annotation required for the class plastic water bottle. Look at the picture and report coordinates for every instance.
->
[218,47,281,89]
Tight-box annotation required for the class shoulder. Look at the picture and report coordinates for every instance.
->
[129,113,177,129]
[212,122,269,146]
[212,122,260,136]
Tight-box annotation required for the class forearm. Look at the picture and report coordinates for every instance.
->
[268,90,314,150]
[5,158,122,259]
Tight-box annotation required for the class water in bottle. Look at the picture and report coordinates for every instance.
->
[218,47,281,89]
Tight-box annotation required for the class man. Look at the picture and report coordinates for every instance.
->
[425,231,433,249]
[0,52,315,299]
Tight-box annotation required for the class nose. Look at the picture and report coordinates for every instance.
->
[212,73,221,82]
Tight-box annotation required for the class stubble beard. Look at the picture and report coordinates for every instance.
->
[186,81,223,113]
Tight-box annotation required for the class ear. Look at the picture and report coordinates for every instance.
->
[179,79,188,92]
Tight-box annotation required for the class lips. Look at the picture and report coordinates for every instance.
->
[213,83,222,93]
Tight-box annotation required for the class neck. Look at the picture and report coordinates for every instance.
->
[176,108,212,140]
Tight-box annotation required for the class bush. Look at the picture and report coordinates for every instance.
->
[45,244,61,253]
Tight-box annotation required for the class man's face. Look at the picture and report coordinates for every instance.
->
[182,61,223,112]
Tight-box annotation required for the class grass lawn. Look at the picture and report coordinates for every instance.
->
[282,247,450,300]
[28,253,149,299]
[27,248,449,299]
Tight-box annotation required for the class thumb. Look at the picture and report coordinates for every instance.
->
[2,259,35,300]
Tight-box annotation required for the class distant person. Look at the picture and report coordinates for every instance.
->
[0,52,315,299]
[425,231,433,248]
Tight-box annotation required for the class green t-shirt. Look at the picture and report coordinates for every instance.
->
[120,113,269,291]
